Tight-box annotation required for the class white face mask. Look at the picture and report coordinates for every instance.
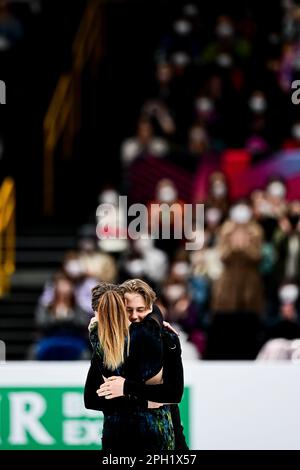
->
[171,51,190,67]
[125,259,145,277]
[172,262,190,278]
[292,124,300,140]
[216,22,234,38]
[195,97,214,114]
[173,19,192,35]
[279,284,299,304]
[206,207,222,225]
[99,190,119,206]
[64,260,84,278]
[267,181,286,199]
[216,53,233,68]
[164,284,186,302]
[249,95,267,113]
[211,182,227,198]
[230,204,252,224]
[157,186,177,203]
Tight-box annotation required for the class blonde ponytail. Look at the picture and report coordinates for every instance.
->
[97,289,130,370]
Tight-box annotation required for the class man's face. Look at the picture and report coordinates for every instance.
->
[124,293,152,323]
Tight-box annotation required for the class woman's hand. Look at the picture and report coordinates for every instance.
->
[148,401,164,409]
[97,376,125,399]
[88,316,98,332]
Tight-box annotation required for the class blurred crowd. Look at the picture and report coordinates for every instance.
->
[31,1,300,361]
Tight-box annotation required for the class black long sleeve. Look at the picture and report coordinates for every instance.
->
[123,331,184,403]
[84,353,148,413]
[126,304,164,382]
[84,304,170,412]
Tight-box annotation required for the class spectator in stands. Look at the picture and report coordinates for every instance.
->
[206,201,264,359]
[39,251,98,316]
[202,15,252,67]
[183,124,210,172]
[160,272,205,357]
[263,282,300,341]
[118,236,168,291]
[205,171,230,215]
[266,176,287,213]
[154,61,174,105]
[148,178,185,258]
[133,236,169,285]
[78,237,117,283]
[121,117,169,167]
[204,205,223,247]
[142,100,176,138]
[33,277,89,360]
[188,124,208,155]
[96,187,129,255]
[273,203,300,289]
[211,200,264,314]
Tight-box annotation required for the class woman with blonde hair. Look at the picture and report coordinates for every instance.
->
[84,282,175,451]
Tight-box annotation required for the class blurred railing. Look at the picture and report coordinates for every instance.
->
[0,178,16,297]
[43,0,103,216]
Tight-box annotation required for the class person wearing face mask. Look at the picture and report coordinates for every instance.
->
[160,273,205,358]
[204,205,223,247]
[248,91,268,115]
[263,282,300,341]
[202,15,252,68]
[78,238,117,284]
[148,179,185,258]
[207,201,264,359]
[205,172,230,215]
[38,251,99,316]
[246,90,271,145]
[38,253,84,303]
[265,177,287,218]
[194,93,226,142]
[172,18,195,60]
[134,236,169,284]
[155,62,174,102]
[118,237,168,290]
[31,277,89,360]
[257,282,300,360]
[121,118,169,168]
[273,203,300,290]
[175,124,210,172]
[96,187,129,255]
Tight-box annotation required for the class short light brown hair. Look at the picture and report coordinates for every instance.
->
[119,279,156,308]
